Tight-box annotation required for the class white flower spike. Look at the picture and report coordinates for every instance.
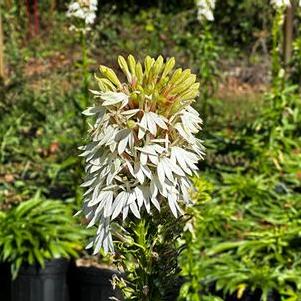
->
[196,0,216,22]
[67,0,98,25]
[270,0,291,8]
[80,55,205,253]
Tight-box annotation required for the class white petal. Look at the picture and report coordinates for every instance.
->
[150,112,168,130]
[140,152,148,165]
[149,154,158,165]
[146,113,157,136]
[168,193,178,218]
[135,186,144,208]
[161,158,174,182]
[118,136,129,155]
[171,147,191,175]
[134,162,145,184]
[140,164,152,180]
[157,161,166,187]
[151,197,160,211]
[82,106,103,116]
[104,191,114,217]
[138,127,146,140]
[168,158,185,176]
[130,201,141,218]
[123,204,129,220]
[111,191,127,220]
[81,177,97,187]
[121,109,140,118]
[102,92,129,106]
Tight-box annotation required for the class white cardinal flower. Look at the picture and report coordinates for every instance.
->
[67,0,98,25]
[196,0,216,22]
[80,55,205,253]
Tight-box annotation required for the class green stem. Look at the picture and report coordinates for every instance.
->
[81,31,89,108]
[272,9,285,90]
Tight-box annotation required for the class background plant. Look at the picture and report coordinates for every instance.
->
[0,192,88,278]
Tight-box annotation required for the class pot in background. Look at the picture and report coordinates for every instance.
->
[0,262,11,301]
[11,259,69,301]
[67,261,123,301]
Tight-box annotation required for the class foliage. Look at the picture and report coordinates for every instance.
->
[0,193,87,278]
[0,80,85,209]
[179,74,301,300]
[178,176,214,301]
[289,10,301,85]
[113,207,187,301]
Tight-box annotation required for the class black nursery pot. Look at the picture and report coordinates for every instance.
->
[67,262,123,301]
[164,277,185,301]
[0,262,11,301]
[11,258,69,301]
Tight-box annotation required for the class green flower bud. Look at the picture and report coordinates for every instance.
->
[179,84,200,100]
[94,75,112,92]
[127,120,136,129]
[100,78,116,90]
[169,68,183,85]
[144,56,155,76]
[99,65,122,88]
[172,69,191,86]
[118,55,132,82]
[152,56,164,78]
[127,55,137,78]
[135,62,144,84]
[161,57,175,79]
[170,74,196,95]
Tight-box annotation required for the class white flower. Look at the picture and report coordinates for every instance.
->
[270,0,291,7]
[80,56,205,254]
[67,0,98,25]
[196,0,216,22]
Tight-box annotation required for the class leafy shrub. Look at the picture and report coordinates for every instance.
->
[0,193,87,278]
[179,65,301,300]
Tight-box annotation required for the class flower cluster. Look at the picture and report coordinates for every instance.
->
[80,55,204,253]
[270,0,295,8]
[196,0,216,22]
[271,0,290,7]
[67,0,98,25]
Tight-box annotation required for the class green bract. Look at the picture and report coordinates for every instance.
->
[80,55,204,253]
